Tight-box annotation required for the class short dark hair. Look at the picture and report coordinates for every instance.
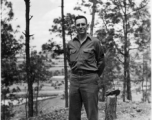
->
[75,15,87,24]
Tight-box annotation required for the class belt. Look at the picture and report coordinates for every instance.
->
[72,70,97,76]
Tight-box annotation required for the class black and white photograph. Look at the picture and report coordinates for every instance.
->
[1,0,151,120]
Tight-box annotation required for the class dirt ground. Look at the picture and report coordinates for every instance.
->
[12,95,151,120]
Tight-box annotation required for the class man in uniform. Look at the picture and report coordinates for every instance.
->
[67,15,105,120]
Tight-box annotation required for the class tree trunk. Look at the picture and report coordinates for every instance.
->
[90,0,97,36]
[123,0,127,102]
[25,90,28,119]
[61,0,68,107]
[142,53,145,101]
[105,95,117,120]
[142,79,144,101]
[100,74,106,102]
[36,80,39,115]
[126,53,132,100]
[4,96,6,120]
[24,0,33,117]
[123,45,127,102]
[145,62,148,102]
[101,85,106,101]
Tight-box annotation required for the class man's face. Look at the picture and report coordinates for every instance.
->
[75,18,88,35]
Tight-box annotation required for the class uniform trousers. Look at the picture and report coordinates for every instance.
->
[69,73,100,120]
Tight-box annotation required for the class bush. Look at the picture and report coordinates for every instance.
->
[1,104,14,120]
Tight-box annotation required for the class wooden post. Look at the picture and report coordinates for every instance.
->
[105,95,117,120]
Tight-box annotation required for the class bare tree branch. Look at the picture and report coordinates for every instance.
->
[29,15,33,20]
[22,32,34,37]
[113,0,125,16]
[22,32,26,36]
[29,34,34,37]
[113,42,125,56]
[126,1,149,16]
[129,47,139,50]
[115,54,124,64]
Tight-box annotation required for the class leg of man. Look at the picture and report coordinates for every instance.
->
[69,74,82,120]
[80,73,99,120]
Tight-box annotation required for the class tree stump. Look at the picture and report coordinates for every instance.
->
[105,95,117,120]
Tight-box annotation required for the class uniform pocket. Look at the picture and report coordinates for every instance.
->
[70,49,77,61]
[83,48,94,60]
[70,49,76,54]
[83,48,92,53]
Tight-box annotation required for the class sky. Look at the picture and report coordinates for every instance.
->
[5,0,150,52]
[8,0,92,52]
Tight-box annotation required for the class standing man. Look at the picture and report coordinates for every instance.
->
[67,15,105,120]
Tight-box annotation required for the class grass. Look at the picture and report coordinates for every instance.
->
[7,82,151,120]
[6,82,65,99]
[12,96,151,120]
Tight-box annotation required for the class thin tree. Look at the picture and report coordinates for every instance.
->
[98,0,149,101]
[61,0,68,107]
[90,0,97,36]
[23,0,34,117]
